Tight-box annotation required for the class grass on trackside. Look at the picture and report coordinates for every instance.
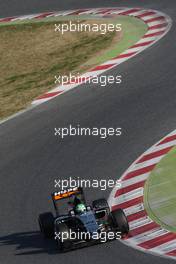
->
[0,16,147,120]
[83,16,147,67]
[144,146,176,233]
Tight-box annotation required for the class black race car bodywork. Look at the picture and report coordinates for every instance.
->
[38,187,129,252]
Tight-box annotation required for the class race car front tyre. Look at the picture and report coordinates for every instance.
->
[38,212,54,238]
[111,209,129,235]
[56,222,73,252]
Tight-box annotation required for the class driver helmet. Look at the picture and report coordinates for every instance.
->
[75,203,86,214]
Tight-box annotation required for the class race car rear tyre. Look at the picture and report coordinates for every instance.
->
[38,212,54,238]
[56,222,73,252]
[92,198,109,210]
[111,209,129,235]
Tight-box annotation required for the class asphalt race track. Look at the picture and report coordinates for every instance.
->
[0,0,176,264]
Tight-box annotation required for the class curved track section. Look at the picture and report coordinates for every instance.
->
[0,8,171,106]
[109,129,176,259]
[32,8,172,105]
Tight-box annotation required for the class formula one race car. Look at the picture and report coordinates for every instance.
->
[38,187,129,252]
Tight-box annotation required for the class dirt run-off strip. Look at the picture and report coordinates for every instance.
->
[0,16,147,120]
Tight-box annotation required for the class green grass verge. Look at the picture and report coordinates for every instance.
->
[84,16,147,67]
[144,146,176,233]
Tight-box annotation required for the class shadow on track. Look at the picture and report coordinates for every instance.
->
[0,231,59,256]
[0,231,115,256]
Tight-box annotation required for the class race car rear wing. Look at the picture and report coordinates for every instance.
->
[52,187,81,201]
[52,187,85,215]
